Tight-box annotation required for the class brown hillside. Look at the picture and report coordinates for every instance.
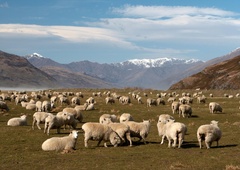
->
[0,51,58,89]
[169,55,240,90]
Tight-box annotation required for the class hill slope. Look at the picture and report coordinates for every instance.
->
[0,51,58,89]
[169,55,240,90]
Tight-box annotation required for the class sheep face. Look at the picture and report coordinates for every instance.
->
[71,130,79,139]
[109,132,121,147]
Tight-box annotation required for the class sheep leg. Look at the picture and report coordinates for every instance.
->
[84,139,89,148]
[97,139,103,147]
[160,135,165,144]
[172,137,177,148]
[36,121,41,130]
[32,119,36,130]
[125,132,132,147]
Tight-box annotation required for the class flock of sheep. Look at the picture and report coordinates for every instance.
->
[1,89,239,153]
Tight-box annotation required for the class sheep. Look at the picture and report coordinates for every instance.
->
[59,96,70,105]
[119,113,134,123]
[105,97,115,104]
[35,101,42,112]
[157,117,187,148]
[209,102,222,114]
[165,119,187,148]
[32,112,53,130]
[44,114,69,135]
[101,118,132,146]
[124,120,151,144]
[86,97,95,104]
[197,95,207,103]
[42,100,53,112]
[71,96,80,105]
[137,96,143,104]
[7,115,27,126]
[21,101,29,108]
[85,103,95,111]
[74,103,88,111]
[156,98,165,105]
[167,97,176,103]
[157,114,175,144]
[63,107,83,123]
[42,130,79,153]
[82,122,121,148]
[178,104,192,118]
[197,120,222,149]
[99,114,118,124]
[171,101,180,115]
[25,103,36,110]
[56,111,78,130]
[0,101,9,111]
[146,98,157,107]
[119,96,131,105]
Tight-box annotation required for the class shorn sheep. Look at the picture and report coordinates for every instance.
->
[82,122,121,148]
[124,120,151,144]
[209,102,222,113]
[42,130,79,153]
[197,120,222,149]
[7,115,27,126]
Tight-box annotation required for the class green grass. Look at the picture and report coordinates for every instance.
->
[1,89,240,170]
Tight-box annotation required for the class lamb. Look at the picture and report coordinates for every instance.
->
[209,102,222,113]
[171,101,180,114]
[124,120,151,144]
[178,104,192,118]
[101,118,132,146]
[119,113,134,123]
[7,115,27,126]
[157,114,175,144]
[44,114,70,135]
[82,122,121,148]
[197,120,222,149]
[42,130,79,153]
[32,112,53,130]
[99,114,118,124]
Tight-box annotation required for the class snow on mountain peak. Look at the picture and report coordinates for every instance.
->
[25,53,45,59]
[120,57,201,68]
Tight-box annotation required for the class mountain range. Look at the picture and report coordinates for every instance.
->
[1,48,240,90]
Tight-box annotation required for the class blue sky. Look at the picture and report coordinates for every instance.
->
[0,0,240,64]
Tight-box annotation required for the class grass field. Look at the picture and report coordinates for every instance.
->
[0,88,240,170]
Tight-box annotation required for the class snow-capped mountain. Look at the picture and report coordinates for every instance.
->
[25,53,45,59]
[118,58,201,68]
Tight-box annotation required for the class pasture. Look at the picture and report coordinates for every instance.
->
[0,88,240,170]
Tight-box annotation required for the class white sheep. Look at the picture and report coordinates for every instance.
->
[82,122,121,148]
[42,100,53,112]
[105,96,115,104]
[85,103,95,111]
[7,115,27,126]
[101,118,132,146]
[157,114,175,144]
[99,114,118,124]
[25,103,36,110]
[119,96,131,105]
[86,97,95,104]
[35,101,42,112]
[165,119,187,148]
[178,104,192,118]
[124,120,151,144]
[146,98,157,107]
[42,130,79,153]
[209,102,222,113]
[63,107,83,123]
[171,101,180,114]
[197,120,222,149]
[119,113,134,123]
[71,96,80,105]
[56,111,78,130]
[32,112,53,130]
[74,103,88,112]
[156,98,165,105]
[44,114,69,135]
